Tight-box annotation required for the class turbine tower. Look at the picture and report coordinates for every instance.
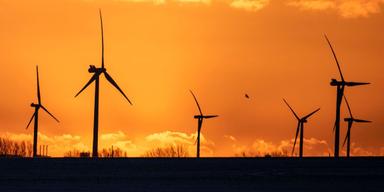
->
[75,9,132,158]
[26,66,59,158]
[325,35,370,158]
[343,96,371,157]
[283,99,320,158]
[190,90,218,158]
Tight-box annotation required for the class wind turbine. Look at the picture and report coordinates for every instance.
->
[75,9,132,158]
[190,90,218,158]
[26,66,59,158]
[343,96,371,157]
[325,35,370,158]
[283,99,320,158]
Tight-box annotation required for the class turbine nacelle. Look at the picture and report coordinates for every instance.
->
[330,79,342,86]
[88,65,106,73]
[30,103,40,108]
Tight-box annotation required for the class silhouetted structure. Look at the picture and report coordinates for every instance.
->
[283,99,320,158]
[75,10,132,158]
[190,90,218,158]
[343,96,371,157]
[26,66,59,158]
[325,35,369,158]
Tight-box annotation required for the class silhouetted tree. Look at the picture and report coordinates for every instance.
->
[64,149,81,157]
[99,146,124,158]
[143,144,189,158]
[0,137,32,157]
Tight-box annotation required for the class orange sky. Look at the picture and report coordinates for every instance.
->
[0,0,384,157]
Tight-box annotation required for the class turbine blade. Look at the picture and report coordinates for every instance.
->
[195,119,203,145]
[346,82,370,86]
[302,108,320,120]
[103,71,132,105]
[343,95,353,118]
[354,119,371,123]
[190,90,203,116]
[292,122,300,156]
[324,34,344,82]
[283,99,300,120]
[75,73,98,97]
[204,115,218,119]
[41,106,59,123]
[26,112,36,129]
[342,132,348,148]
[36,66,41,105]
[99,9,105,69]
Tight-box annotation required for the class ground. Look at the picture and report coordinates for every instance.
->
[0,157,383,191]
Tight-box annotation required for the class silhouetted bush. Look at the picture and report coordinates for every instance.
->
[64,147,126,158]
[236,149,289,157]
[143,144,189,158]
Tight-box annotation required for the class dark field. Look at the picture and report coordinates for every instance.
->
[0,157,383,191]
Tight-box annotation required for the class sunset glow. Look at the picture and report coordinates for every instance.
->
[0,0,383,157]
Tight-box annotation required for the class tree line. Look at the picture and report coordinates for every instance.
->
[0,137,33,157]
[1,137,290,158]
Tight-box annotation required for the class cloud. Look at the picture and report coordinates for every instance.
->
[344,143,384,156]
[224,135,237,142]
[145,131,195,145]
[338,0,384,18]
[0,132,31,142]
[287,0,384,18]
[101,131,126,141]
[99,130,215,156]
[287,0,335,10]
[0,130,217,157]
[116,0,211,5]
[115,0,269,11]
[0,132,89,157]
[145,131,215,156]
[233,137,331,157]
[2,131,384,157]
[230,0,270,12]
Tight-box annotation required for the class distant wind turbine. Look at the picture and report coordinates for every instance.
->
[190,90,218,158]
[26,66,59,158]
[283,99,320,158]
[324,35,370,158]
[75,9,132,158]
[343,96,371,157]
